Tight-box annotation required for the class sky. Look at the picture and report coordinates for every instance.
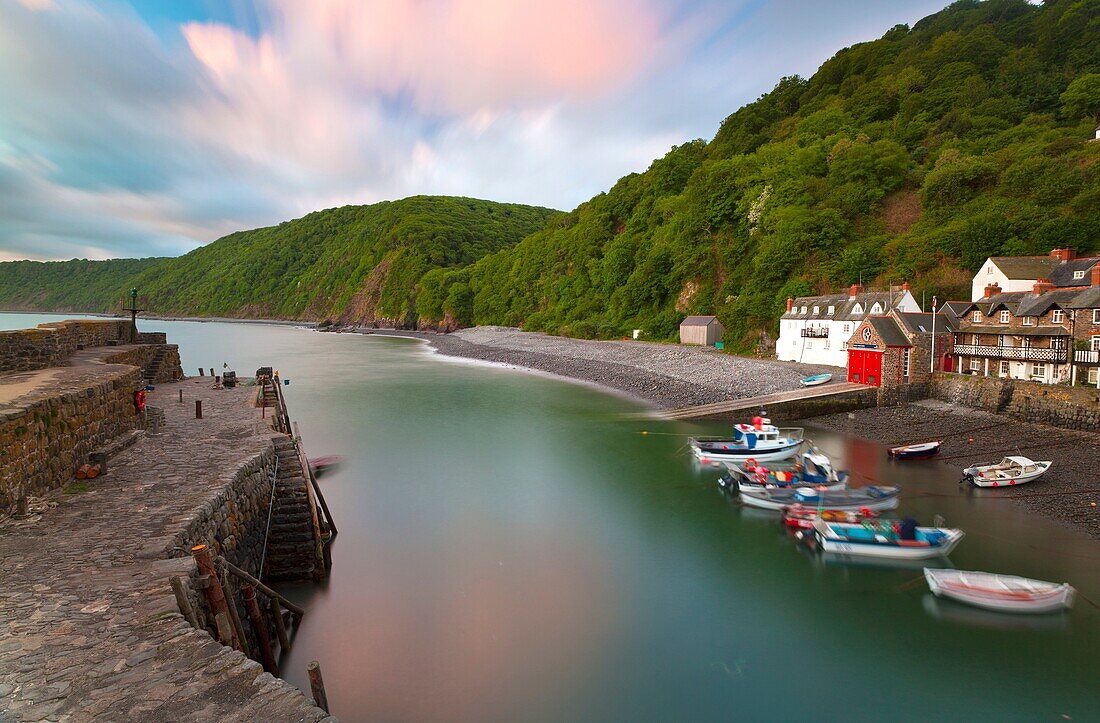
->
[0,0,950,262]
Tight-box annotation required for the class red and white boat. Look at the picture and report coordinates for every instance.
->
[781,504,877,531]
[924,568,1075,614]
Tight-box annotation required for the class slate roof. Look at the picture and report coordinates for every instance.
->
[1050,257,1100,287]
[966,292,1029,315]
[989,256,1060,280]
[680,315,720,326]
[868,316,912,347]
[896,311,957,335]
[1068,286,1100,309]
[782,291,905,321]
[1015,288,1082,316]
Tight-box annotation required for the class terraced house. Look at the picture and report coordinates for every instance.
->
[954,262,1100,386]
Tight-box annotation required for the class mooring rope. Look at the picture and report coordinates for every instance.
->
[257,448,280,581]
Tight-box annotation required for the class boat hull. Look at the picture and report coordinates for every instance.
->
[925,569,1074,614]
[888,442,941,460]
[740,488,900,512]
[965,466,1050,487]
[691,440,802,464]
[817,527,964,560]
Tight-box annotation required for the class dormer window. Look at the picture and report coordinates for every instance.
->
[1022,316,1035,326]
[972,311,983,323]
[812,306,819,315]
[1074,271,1085,280]
[870,303,882,314]
[800,306,807,314]
[827,305,835,315]
[1052,309,1064,324]
[999,310,1010,323]
[853,303,863,315]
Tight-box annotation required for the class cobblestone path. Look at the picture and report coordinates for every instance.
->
[0,378,332,722]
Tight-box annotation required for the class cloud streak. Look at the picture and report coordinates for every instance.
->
[0,0,948,261]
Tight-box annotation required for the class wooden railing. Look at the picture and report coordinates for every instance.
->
[954,344,1068,362]
[1074,350,1100,364]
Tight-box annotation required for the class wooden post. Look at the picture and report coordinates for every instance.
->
[214,612,234,647]
[199,367,204,376]
[190,544,239,650]
[195,400,202,419]
[218,561,250,658]
[242,584,279,675]
[271,598,291,654]
[209,367,214,378]
[217,556,306,617]
[307,661,329,713]
[169,576,200,629]
[179,388,183,403]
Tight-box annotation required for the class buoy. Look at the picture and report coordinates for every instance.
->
[968,438,974,443]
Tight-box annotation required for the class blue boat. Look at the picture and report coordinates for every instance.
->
[799,373,833,387]
[718,449,848,493]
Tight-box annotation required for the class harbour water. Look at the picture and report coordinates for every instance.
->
[5,314,1100,720]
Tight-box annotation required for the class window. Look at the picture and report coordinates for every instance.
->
[1052,309,1065,324]
[999,361,1010,377]
[841,341,848,350]
[806,341,813,349]
[843,323,851,334]
[853,304,863,315]
[999,310,1010,323]
[972,311,983,323]
[824,340,830,349]
[812,306,819,315]
[1074,270,1085,280]
[1089,368,1099,385]
[902,348,911,379]
[1051,337,1066,350]
[997,335,1006,347]
[1032,363,1047,379]
[986,265,993,275]
[870,303,882,314]
[827,305,835,315]
[971,334,979,346]
[1022,316,1035,326]
[1092,337,1100,352]
[800,306,807,314]
[970,359,981,371]
[1093,309,1100,324]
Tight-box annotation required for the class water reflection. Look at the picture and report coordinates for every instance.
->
[922,595,1071,632]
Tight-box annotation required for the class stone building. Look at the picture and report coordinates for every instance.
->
[1068,268,1100,387]
[970,248,1099,301]
[777,284,920,367]
[845,307,957,388]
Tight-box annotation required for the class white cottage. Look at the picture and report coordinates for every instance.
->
[777,284,920,368]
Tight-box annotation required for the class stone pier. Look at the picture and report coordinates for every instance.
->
[0,378,333,721]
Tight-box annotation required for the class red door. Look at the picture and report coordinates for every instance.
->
[847,349,883,387]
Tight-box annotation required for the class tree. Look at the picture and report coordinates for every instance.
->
[1060,73,1100,124]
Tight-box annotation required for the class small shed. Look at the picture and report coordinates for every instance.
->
[679,315,724,346]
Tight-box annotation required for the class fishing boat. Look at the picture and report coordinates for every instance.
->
[887,441,942,460]
[813,519,964,560]
[799,373,832,387]
[739,485,900,512]
[961,456,1051,487]
[781,504,877,531]
[690,417,803,464]
[924,569,1074,614]
[718,449,847,493]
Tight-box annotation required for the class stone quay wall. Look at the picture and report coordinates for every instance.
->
[0,319,135,373]
[930,373,1100,432]
[0,362,144,511]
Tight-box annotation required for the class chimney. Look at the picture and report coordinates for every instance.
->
[1033,278,1054,295]
[1050,248,1077,262]
[786,296,794,313]
[1092,264,1100,287]
[849,283,863,299]
[984,282,1001,298]
[901,281,910,292]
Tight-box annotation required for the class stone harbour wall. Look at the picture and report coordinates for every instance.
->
[930,373,1100,432]
[0,319,135,373]
[0,364,144,511]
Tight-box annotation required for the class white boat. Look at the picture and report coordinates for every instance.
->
[814,519,964,560]
[739,485,900,512]
[690,417,803,464]
[925,569,1074,614]
[962,456,1051,487]
[719,449,847,493]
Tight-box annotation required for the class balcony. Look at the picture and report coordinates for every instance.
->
[801,326,829,338]
[954,344,1069,362]
[1075,350,1100,365]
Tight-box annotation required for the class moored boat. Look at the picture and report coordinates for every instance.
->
[887,441,942,460]
[718,449,847,493]
[961,456,1051,487]
[309,455,346,478]
[782,504,878,531]
[691,417,803,464]
[814,518,964,560]
[739,485,900,512]
[924,568,1074,614]
[799,373,832,387]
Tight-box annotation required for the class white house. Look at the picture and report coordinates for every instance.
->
[777,284,920,367]
[968,249,1095,301]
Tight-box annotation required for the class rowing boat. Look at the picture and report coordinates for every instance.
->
[924,568,1074,614]
[887,441,942,460]
[799,373,832,387]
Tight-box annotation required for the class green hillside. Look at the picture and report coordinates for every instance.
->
[0,196,558,323]
[430,0,1098,347]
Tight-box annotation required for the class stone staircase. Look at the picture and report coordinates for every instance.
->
[263,436,322,582]
[142,347,167,384]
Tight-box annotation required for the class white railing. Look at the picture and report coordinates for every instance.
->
[953,344,1068,362]
[1075,350,1100,364]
